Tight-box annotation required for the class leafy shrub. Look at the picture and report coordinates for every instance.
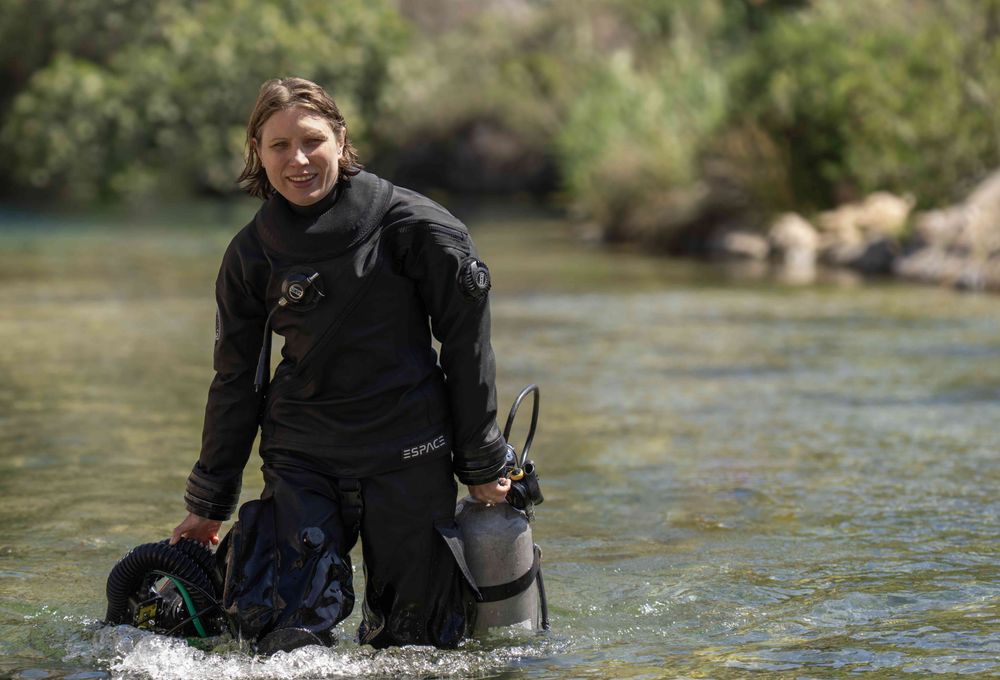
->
[0,0,404,202]
[728,0,1000,212]
[557,30,727,244]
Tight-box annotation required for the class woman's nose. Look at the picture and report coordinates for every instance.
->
[291,146,309,165]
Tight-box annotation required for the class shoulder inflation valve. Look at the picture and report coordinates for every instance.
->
[458,257,491,301]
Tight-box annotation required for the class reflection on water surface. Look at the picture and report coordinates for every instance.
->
[1,209,999,678]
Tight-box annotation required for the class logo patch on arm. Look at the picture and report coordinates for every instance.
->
[402,434,448,461]
[458,257,492,301]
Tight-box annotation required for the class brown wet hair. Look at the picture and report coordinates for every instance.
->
[237,77,361,199]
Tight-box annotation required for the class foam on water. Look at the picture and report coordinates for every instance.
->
[61,623,561,680]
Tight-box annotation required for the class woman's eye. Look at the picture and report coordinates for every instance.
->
[270,141,287,150]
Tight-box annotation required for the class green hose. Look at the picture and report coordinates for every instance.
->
[165,575,208,638]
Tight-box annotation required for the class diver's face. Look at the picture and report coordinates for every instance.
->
[256,107,343,206]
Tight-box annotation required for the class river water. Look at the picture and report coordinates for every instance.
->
[1,206,998,679]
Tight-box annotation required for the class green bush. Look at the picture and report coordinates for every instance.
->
[0,0,404,202]
[379,0,736,234]
[727,0,1000,212]
[557,27,727,243]
[373,1,604,194]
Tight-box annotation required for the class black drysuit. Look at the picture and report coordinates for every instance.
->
[182,170,507,648]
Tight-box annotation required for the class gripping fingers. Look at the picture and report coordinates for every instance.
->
[485,477,511,505]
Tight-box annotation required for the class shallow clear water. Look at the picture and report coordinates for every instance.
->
[1,207,998,679]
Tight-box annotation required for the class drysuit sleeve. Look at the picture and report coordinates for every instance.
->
[401,221,507,485]
[184,234,267,521]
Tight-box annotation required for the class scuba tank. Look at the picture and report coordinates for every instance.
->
[454,384,549,632]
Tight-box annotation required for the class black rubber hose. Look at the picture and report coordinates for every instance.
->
[254,310,277,393]
[535,551,550,631]
[160,538,224,597]
[104,542,215,625]
[502,384,540,467]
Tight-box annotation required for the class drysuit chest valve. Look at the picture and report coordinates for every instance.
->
[254,269,326,392]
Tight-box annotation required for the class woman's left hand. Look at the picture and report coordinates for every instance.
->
[467,477,511,505]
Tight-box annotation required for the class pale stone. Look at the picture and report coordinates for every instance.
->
[714,230,770,260]
[769,213,818,257]
[817,191,914,251]
[898,169,1000,288]
[768,213,818,280]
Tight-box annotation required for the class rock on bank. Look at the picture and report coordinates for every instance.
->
[895,171,1000,291]
[708,170,1000,292]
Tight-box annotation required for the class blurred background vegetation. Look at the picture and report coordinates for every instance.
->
[2,0,999,250]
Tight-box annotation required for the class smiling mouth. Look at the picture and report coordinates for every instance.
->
[287,173,317,185]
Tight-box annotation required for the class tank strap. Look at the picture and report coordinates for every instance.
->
[336,478,364,532]
[477,544,542,603]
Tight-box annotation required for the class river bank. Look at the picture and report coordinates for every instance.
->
[699,169,1000,292]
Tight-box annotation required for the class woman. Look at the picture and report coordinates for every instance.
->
[169,77,510,652]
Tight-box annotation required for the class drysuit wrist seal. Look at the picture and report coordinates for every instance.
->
[456,463,507,486]
[183,493,235,521]
[454,437,508,485]
[186,466,242,506]
[184,474,240,521]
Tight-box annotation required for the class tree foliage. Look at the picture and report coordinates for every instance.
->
[0,0,404,201]
[730,0,1000,211]
[556,2,730,243]
[1,0,999,244]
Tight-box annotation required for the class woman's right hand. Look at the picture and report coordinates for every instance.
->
[170,512,223,546]
[467,476,511,505]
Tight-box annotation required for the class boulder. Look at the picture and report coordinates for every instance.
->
[913,205,967,249]
[769,213,818,266]
[820,241,867,268]
[849,237,898,275]
[817,191,914,240]
[710,229,770,261]
[912,171,1000,252]
[955,171,1000,256]
[854,191,915,238]
[898,169,1000,289]
[820,237,899,274]
[809,191,913,273]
